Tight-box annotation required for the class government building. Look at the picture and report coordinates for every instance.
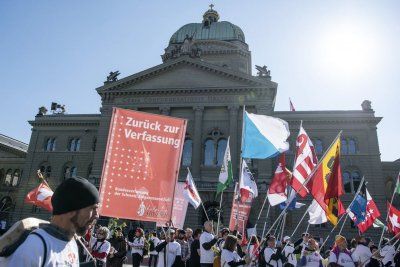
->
[1,7,399,240]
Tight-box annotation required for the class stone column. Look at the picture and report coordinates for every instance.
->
[192,106,204,178]
[228,105,239,178]
[160,106,170,116]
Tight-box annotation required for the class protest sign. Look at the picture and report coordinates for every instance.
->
[99,108,187,223]
[157,182,188,229]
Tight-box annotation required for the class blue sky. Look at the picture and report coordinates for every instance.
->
[0,1,399,161]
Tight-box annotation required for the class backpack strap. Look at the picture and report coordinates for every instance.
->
[31,232,47,267]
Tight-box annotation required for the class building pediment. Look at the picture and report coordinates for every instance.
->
[97,56,276,95]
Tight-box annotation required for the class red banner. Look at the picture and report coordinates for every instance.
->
[99,108,187,223]
[157,182,189,229]
[229,185,252,234]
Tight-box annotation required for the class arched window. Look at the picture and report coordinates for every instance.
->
[204,139,215,166]
[11,170,20,186]
[341,137,358,155]
[217,139,227,166]
[341,139,348,155]
[182,139,193,167]
[343,168,362,193]
[92,137,97,151]
[343,171,351,193]
[39,163,51,179]
[87,164,93,178]
[4,169,12,186]
[203,129,226,166]
[352,171,361,192]
[68,138,81,152]
[44,138,56,151]
[0,169,4,184]
[314,139,323,154]
[348,139,357,154]
[63,164,77,179]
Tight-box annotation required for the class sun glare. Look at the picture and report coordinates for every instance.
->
[316,23,377,78]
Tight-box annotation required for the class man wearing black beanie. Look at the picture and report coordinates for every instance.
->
[5,176,100,266]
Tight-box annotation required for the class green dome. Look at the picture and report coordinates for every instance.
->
[169,21,246,44]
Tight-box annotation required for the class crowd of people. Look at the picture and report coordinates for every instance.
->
[1,176,400,267]
[76,219,400,267]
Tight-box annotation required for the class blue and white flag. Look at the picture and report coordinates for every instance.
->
[347,194,367,224]
[241,112,290,159]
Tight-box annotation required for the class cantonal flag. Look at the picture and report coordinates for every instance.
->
[183,168,202,209]
[394,172,400,194]
[307,135,340,225]
[291,126,317,197]
[356,189,381,233]
[239,159,258,202]
[217,137,233,194]
[324,142,345,225]
[267,153,289,206]
[25,182,53,212]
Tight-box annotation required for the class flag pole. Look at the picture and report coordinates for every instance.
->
[253,193,269,233]
[338,214,348,236]
[321,176,365,249]
[280,212,287,241]
[264,131,343,238]
[201,202,210,222]
[216,190,223,233]
[261,203,271,238]
[378,172,399,248]
[187,167,210,222]
[216,136,231,233]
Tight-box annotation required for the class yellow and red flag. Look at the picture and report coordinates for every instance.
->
[307,135,344,225]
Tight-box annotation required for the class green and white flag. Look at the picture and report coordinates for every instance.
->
[217,137,233,194]
[373,218,386,229]
[394,172,400,194]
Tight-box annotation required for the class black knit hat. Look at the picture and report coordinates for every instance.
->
[52,176,99,215]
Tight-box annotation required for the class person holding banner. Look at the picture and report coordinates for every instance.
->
[127,228,145,267]
[200,221,218,267]
[220,235,250,267]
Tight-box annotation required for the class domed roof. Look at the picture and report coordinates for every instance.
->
[169,7,245,44]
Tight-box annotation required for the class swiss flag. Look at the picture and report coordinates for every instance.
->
[25,182,53,212]
[387,202,400,236]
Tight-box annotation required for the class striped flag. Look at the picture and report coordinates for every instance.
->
[290,126,317,197]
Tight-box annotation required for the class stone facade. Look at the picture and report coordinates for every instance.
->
[0,7,399,242]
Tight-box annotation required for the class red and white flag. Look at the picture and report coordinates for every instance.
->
[239,160,258,202]
[183,168,202,209]
[356,189,381,233]
[291,126,318,197]
[388,202,400,236]
[267,154,290,206]
[25,182,53,212]
[289,98,296,112]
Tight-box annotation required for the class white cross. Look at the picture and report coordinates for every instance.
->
[390,214,400,229]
